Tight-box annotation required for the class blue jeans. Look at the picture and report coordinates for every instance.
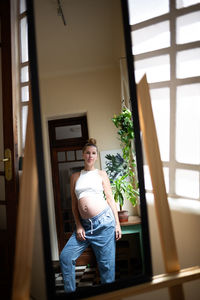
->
[60,206,116,293]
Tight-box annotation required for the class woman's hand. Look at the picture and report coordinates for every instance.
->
[115,224,122,241]
[76,226,86,241]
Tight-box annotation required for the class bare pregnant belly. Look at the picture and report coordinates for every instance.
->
[78,196,108,219]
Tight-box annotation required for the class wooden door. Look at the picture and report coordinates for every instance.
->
[49,116,97,266]
[51,145,85,250]
[0,0,19,298]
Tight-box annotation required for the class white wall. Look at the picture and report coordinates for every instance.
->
[40,66,122,153]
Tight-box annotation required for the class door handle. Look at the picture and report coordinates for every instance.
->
[0,148,12,181]
[0,158,9,162]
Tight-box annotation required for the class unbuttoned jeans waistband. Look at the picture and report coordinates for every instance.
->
[81,204,110,223]
[81,205,111,234]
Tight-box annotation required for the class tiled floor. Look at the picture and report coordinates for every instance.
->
[55,265,99,291]
[55,261,142,293]
[76,265,99,287]
[54,245,142,293]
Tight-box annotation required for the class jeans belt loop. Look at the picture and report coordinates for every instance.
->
[89,219,93,234]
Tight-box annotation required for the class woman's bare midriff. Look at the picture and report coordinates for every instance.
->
[78,196,108,219]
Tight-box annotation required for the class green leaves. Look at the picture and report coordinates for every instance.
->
[105,153,127,182]
[112,108,135,162]
[110,107,139,209]
[111,174,138,209]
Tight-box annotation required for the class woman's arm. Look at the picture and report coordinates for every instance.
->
[70,173,86,240]
[101,170,121,241]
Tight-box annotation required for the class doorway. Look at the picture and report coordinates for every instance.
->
[48,116,97,266]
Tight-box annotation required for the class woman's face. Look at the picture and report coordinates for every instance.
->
[83,146,98,167]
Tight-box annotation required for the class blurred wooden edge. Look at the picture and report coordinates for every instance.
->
[136,75,185,299]
[12,101,38,300]
[85,266,200,300]
[137,75,180,274]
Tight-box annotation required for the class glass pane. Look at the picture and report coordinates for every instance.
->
[143,165,152,190]
[20,0,26,14]
[144,165,169,192]
[135,55,170,83]
[21,66,29,82]
[58,161,85,210]
[163,167,169,193]
[132,21,170,55]
[22,105,28,149]
[67,151,75,161]
[176,84,200,164]
[150,88,170,161]
[176,48,200,78]
[58,161,85,232]
[176,12,200,45]
[76,150,83,160]
[0,206,7,230]
[57,152,66,162]
[128,0,169,25]
[176,0,200,9]
[20,17,29,63]
[176,169,199,199]
[55,124,82,140]
[21,86,29,102]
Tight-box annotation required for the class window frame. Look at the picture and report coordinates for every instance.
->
[130,1,200,201]
[18,1,30,156]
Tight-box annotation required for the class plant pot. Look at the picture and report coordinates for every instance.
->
[118,210,129,223]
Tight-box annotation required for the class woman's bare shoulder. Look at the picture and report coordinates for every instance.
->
[98,169,108,179]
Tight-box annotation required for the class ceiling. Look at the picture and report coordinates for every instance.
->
[34,0,125,78]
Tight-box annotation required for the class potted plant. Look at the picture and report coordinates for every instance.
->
[105,107,139,222]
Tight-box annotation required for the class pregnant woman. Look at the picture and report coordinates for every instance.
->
[60,138,121,293]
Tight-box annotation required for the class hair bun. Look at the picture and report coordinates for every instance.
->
[88,138,97,145]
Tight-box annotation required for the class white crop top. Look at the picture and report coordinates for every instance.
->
[75,169,104,200]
